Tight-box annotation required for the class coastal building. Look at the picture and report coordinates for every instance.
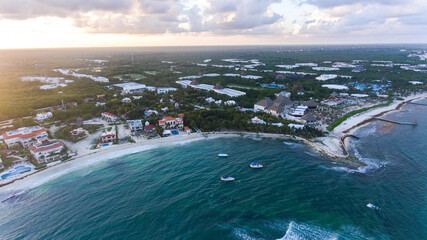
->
[122,97,132,103]
[184,126,191,134]
[36,112,53,121]
[70,128,88,136]
[143,124,155,134]
[0,157,3,169]
[175,80,246,97]
[301,100,319,109]
[254,97,274,112]
[3,126,48,147]
[101,112,118,122]
[97,94,106,99]
[128,120,143,134]
[301,113,318,125]
[157,87,177,94]
[144,109,158,116]
[29,138,65,162]
[101,131,116,143]
[70,101,78,107]
[251,116,266,124]
[158,116,184,130]
[113,82,147,94]
[288,123,305,129]
[291,106,308,117]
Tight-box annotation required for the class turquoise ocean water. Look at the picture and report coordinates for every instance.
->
[0,100,426,239]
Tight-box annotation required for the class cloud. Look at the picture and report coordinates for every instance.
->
[0,0,283,35]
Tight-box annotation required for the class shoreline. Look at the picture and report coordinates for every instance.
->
[1,93,425,196]
[0,133,211,196]
[317,92,427,158]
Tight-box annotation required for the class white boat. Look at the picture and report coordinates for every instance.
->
[249,162,263,169]
[220,175,235,181]
[218,153,228,157]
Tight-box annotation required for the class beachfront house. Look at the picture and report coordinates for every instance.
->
[158,116,184,130]
[2,126,48,147]
[101,112,118,122]
[36,112,53,121]
[29,138,65,163]
[129,120,143,135]
[101,131,116,143]
[144,124,156,135]
[184,126,191,134]
[0,157,3,169]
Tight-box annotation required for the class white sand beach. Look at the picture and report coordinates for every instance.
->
[318,92,427,156]
[0,133,214,197]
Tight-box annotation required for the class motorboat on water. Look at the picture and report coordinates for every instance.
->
[220,175,235,181]
[249,162,263,169]
[218,153,228,157]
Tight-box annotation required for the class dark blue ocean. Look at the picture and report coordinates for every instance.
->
[0,99,426,239]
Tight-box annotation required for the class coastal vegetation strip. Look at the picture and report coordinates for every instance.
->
[327,99,394,131]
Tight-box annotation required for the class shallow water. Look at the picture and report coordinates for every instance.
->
[0,100,426,239]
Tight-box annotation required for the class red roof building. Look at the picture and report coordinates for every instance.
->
[29,139,64,162]
[158,117,184,130]
[3,126,48,147]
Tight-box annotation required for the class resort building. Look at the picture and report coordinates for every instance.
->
[29,138,65,162]
[70,128,89,136]
[3,126,48,147]
[175,80,246,97]
[291,106,308,117]
[95,102,106,107]
[157,87,177,94]
[158,116,184,130]
[101,131,116,143]
[113,82,147,94]
[250,117,266,124]
[101,112,118,122]
[255,95,293,116]
[36,112,53,121]
[254,97,274,112]
[301,100,319,109]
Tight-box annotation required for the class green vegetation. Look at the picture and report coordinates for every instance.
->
[327,99,394,131]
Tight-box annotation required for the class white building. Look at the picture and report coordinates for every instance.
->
[36,112,53,121]
[101,112,118,122]
[70,128,89,136]
[288,123,305,129]
[122,97,132,103]
[2,126,48,147]
[157,87,177,94]
[113,82,147,94]
[29,138,65,162]
[250,116,266,124]
[176,80,246,97]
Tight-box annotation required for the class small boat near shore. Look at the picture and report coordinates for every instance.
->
[220,175,235,181]
[249,162,263,169]
[218,153,228,157]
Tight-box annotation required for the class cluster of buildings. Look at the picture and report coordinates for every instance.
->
[2,126,65,163]
[176,80,246,97]
[254,92,320,128]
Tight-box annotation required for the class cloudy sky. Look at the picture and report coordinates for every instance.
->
[0,0,426,49]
